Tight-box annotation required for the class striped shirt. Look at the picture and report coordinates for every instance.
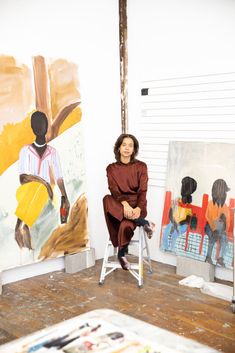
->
[18,145,63,184]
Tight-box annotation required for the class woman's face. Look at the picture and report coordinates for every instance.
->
[119,137,134,160]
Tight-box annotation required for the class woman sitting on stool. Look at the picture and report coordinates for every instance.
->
[103,133,155,271]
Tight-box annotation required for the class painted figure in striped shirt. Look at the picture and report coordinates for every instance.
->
[15,111,70,249]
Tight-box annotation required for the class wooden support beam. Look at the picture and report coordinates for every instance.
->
[119,0,128,133]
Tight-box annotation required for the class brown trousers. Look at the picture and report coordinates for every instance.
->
[103,195,146,248]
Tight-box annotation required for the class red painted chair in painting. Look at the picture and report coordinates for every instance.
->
[227,199,235,241]
[160,190,172,241]
[160,191,209,254]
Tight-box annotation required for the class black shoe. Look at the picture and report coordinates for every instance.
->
[118,256,130,270]
[205,256,213,265]
[216,257,225,267]
[144,221,156,239]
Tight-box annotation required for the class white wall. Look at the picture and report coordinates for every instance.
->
[0,0,121,284]
[127,0,235,281]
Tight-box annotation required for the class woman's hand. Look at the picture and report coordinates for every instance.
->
[121,201,134,219]
[132,207,141,219]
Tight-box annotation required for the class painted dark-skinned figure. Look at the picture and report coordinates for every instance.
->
[103,134,155,270]
[15,111,70,249]
[205,179,230,267]
[162,176,197,251]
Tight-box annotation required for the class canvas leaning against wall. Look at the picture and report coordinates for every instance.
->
[160,141,235,269]
[0,55,89,270]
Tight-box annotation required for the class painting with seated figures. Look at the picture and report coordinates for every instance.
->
[160,141,235,269]
[0,55,89,271]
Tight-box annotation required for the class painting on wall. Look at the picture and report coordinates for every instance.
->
[0,55,89,270]
[160,141,235,269]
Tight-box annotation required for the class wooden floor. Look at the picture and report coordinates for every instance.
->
[0,260,234,352]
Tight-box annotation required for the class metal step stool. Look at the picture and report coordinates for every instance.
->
[99,226,153,287]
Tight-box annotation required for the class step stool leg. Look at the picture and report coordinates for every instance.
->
[99,236,110,284]
[138,227,144,287]
[144,231,153,274]
[113,245,118,258]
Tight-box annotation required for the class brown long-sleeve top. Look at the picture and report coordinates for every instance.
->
[106,159,148,215]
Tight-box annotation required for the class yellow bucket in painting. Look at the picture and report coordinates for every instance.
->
[15,182,49,227]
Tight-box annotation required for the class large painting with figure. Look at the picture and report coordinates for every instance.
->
[160,141,235,269]
[0,55,89,270]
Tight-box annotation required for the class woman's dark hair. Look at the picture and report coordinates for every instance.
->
[212,179,230,207]
[181,176,197,204]
[114,134,139,162]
